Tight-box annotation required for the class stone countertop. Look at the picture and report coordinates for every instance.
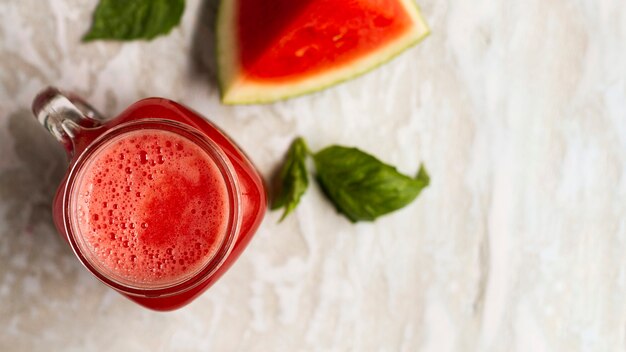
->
[1,0,625,351]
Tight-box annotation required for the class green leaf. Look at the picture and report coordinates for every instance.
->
[271,137,310,221]
[83,0,185,42]
[313,147,429,222]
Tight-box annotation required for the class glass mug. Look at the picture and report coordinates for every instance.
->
[32,87,266,311]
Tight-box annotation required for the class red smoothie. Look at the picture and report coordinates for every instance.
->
[73,129,229,288]
[37,91,267,310]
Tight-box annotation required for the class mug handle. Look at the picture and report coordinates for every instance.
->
[32,87,106,158]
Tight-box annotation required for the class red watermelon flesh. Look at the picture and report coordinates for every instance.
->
[217,0,430,104]
[239,0,414,82]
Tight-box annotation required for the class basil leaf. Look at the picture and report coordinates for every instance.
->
[271,137,310,221]
[313,147,429,222]
[83,0,185,41]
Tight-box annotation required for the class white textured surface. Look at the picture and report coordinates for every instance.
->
[1,0,625,351]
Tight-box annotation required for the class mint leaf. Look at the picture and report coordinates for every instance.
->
[271,137,310,221]
[313,147,429,222]
[83,0,185,41]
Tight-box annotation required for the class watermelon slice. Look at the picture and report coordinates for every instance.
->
[217,0,430,104]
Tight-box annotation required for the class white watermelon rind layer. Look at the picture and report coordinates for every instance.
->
[217,0,430,105]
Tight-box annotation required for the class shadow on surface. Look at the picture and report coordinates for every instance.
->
[189,0,222,90]
[0,109,66,234]
[268,159,284,209]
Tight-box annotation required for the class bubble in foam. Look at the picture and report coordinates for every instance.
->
[139,150,148,164]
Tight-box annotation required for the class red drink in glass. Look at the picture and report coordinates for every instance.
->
[32,87,266,311]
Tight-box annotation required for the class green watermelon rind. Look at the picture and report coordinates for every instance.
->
[216,0,430,105]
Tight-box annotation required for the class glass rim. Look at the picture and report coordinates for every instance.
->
[62,118,242,297]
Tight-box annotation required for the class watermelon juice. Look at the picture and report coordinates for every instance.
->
[32,87,266,311]
[74,129,230,288]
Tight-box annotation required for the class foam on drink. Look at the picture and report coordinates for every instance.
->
[74,129,229,286]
